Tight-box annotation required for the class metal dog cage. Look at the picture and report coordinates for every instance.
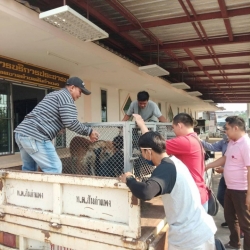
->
[55,122,174,180]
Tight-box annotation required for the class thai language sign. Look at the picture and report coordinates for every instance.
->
[63,184,129,224]
[5,179,53,211]
[0,55,69,88]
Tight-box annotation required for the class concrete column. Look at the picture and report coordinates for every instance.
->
[83,80,92,122]
[247,103,250,128]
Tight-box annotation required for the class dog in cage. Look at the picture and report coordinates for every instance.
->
[69,136,92,174]
[97,135,124,177]
[81,140,115,175]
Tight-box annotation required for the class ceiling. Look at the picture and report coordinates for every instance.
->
[0,0,221,112]
[17,0,250,104]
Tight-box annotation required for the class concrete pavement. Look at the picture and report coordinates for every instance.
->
[212,173,244,248]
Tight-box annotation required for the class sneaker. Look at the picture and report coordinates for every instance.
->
[221,222,228,227]
[224,243,241,250]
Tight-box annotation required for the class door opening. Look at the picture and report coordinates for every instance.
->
[0,81,11,155]
[13,84,45,152]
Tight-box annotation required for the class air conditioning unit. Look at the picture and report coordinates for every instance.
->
[171,82,190,90]
[139,64,169,77]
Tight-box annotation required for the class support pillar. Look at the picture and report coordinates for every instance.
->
[247,103,250,128]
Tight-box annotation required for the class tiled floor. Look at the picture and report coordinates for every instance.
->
[0,148,70,169]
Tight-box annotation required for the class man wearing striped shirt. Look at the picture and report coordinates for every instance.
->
[14,77,99,173]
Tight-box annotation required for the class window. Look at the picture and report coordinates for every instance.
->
[123,96,132,114]
[123,95,133,121]
[158,102,161,111]
[101,89,107,122]
[168,106,174,122]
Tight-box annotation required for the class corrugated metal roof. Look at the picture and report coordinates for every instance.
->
[212,75,250,80]
[228,75,250,79]
[225,0,250,10]
[213,43,250,54]
[149,23,199,43]
[21,0,250,103]
[185,0,220,14]
[199,19,228,38]
[189,47,210,56]
[231,15,250,35]
[219,56,250,65]
[89,0,130,26]
[120,0,185,22]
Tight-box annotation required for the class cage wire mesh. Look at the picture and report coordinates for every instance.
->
[131,126,155,181]
[55,122,174,181]
[156,124,175,139]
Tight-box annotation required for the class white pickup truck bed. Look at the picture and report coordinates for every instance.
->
[0,170,168,250]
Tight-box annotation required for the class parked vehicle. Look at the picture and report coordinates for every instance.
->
[0,122,212,250]
[0,169,169,250]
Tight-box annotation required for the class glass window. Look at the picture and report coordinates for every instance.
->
[101,89,107,122]
[168,106,174,122]
[123,96,133,121]
[123,96,132,114]
[0,81,12,155]
[158,102,161,111]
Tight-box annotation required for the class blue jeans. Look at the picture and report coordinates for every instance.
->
[217,176,226,208]
[15,133,62,173]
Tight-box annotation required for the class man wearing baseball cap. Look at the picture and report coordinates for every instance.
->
[14,76,99,173]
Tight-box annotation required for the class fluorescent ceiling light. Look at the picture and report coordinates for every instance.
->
[219,107,226,110]
[171,82,190,90]
[203,99,214,102]
[39,5,109,42]
[139,64,169,77]
[187,91,203,97]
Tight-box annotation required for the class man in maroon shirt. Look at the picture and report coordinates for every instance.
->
[133,113,209,210]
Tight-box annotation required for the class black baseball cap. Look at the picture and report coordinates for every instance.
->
[66,77,91,95]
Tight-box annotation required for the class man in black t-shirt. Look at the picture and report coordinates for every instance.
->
[120,130,216,250]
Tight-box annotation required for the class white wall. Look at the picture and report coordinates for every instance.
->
[119,90,136,120]
[75,95,85,123]
[118,90,186,122]
[75,85,200,124]
[75,82,120,122]
[107,87,120,121]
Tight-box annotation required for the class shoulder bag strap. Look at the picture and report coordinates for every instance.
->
[190,134,211,188]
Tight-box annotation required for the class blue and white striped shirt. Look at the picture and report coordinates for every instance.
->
[14,88,92,141]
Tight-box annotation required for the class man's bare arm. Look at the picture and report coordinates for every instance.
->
[205,156,226,170]
[158,115,167,122]
[133,114,149,134]
[122,114,131,121]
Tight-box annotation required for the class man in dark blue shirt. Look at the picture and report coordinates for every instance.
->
[202,132,228,228]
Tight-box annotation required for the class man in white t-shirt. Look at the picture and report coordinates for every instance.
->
[122,91,167,122]
[120,115,217,250]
